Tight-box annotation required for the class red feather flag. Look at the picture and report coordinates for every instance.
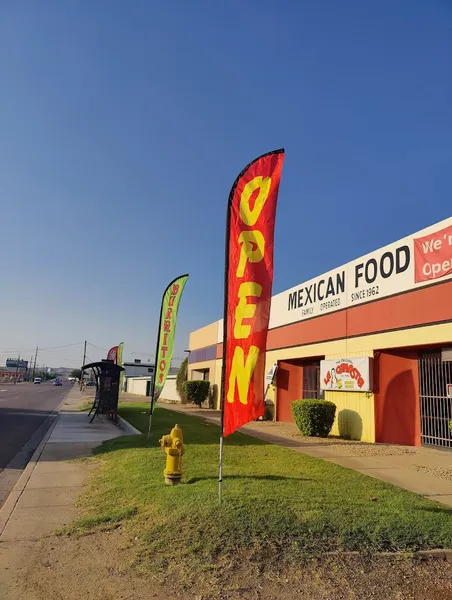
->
[221,149,285,437]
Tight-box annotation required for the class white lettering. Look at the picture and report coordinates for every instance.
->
[423,260,452,278]
[422,238,442,253]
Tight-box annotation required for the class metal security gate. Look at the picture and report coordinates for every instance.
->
[419,352,452,448]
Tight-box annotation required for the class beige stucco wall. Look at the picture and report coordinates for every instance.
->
[126,377,150,396]
[160,376,179,402]
[189,321,219,351]
[188,359,217,384]
[126,375,179,402]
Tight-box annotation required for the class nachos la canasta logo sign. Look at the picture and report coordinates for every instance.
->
[320,357,373,393]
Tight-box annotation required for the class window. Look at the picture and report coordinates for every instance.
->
[303,362,324,399]
[148,367,153,373]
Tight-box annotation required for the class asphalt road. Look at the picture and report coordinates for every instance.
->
[0,382,69,506]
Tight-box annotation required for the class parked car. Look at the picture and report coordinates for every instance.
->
[33,377,42,384]
[86,381,96,387]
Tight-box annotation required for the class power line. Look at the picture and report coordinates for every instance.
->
[87,342,109,352]
[40,342,84,351]
[0,349,36,354]
[0,342,84,354]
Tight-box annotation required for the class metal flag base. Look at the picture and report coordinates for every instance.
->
[147,411,153,441]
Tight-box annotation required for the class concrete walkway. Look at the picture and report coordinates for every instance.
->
[158,402,452,507]
[0,387,124,542]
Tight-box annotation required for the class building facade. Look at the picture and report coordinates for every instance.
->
[0,367,26,382]
[122,359,155,379]
[187,217,452,448]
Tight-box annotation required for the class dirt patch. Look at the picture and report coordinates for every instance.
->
[0,531,167,600]
[1,530,452,600]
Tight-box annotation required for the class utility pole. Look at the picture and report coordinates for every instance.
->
[13,353,20,385]
[80,340,87,390]
[32,347,38,380]
[28,355,33,382]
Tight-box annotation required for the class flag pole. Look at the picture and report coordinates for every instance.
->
[147,287,165,442]
[219,194,233,504]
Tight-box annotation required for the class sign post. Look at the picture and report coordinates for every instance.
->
[264,364,278,399]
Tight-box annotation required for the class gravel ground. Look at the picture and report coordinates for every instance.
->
[413,465,452,482]
[243,420,421,456]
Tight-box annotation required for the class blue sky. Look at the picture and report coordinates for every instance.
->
[0,1,451,368]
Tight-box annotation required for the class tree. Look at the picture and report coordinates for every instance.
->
[70,369,82,379]
[176,358,189,404]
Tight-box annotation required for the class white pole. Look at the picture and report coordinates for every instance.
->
[218,434,224,503]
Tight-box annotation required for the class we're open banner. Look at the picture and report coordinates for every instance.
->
[223,150,285,436]
[414,223,452,283]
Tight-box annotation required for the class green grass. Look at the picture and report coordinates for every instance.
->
[72,402,452,588]
[79,398,94,412]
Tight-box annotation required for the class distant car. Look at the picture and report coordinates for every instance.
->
[33,377,42,384]
[86,381,96,387]
[53,379,62,386]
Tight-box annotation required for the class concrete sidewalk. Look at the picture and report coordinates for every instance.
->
[159,402,452,507]
[0,387,125,542]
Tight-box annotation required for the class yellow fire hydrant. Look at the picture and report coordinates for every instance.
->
[159,424,184,485]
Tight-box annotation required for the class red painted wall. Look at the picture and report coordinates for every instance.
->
[276,360,304,422]
[374,350,420,446]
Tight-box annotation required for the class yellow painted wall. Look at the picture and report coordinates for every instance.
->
[326,391,375,442]
[189,321,219,351]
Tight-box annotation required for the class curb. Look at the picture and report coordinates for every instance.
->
[0,389,70,538]
[116,415,141,436]
[323,549,452,561]
[0,413,60,537]
[412,549,452,561]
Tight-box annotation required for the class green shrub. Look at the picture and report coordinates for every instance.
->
[291,399,336,437]
[449,420,452,434]
[176,358,189,404]
[182,380,210,407]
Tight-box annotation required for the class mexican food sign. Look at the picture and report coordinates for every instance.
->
[268,217,452,329]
